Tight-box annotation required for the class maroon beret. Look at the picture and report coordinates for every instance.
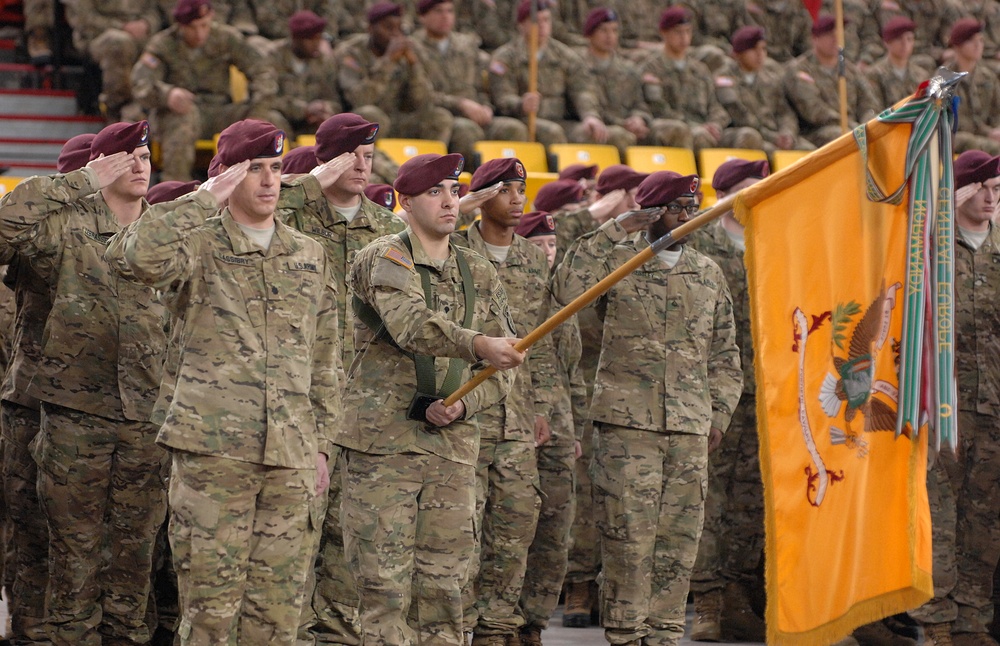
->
[315,113,379,162]
[470,157,528,191]
[712,158,769,193]
[635,171,700,208]
[583,7,617,37]
[282,145,318,174]
[58,133,95,173]
[515,211,557,238]
[364,183,397,210]
[393,153,465,196]
[954,150,1000,189]
[517,0,552,24]
[881,16,916,43]
[146,180,200,205]
[559,163,598,181]
[417,0,450,15]
[731,25,765,54]
[658,6,690,32]
[595,164,647,194]
[811,14,837,36]
[172,0,211,24]
[216,119,285,167]
[288,10,327,39]
[949,18,983,48]
[90,120,150,161]
[367,1,402,24]
[207,154,222,178]
[533,180,584,212]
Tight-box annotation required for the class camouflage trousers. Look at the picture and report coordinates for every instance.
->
[303,445,362,646]
[463,437,541,636]
[169,450,315,646]
[518,441,577,629]
[594,424,708,646]
[909,448,961,625]
[691,394,762,594]
[1,401,47,641]
[952,410,1000,635]
[87,29,145,113]
[489,118,570,148]
[34,402,168,646]
[353,105,454,146]
[341,449,475,646]
[566,424,600,585]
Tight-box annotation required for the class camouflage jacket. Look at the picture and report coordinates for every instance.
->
[453,224,559,442]
[0,254,51,411]
[454,0,517,51]
[552,218,742,435]
[131,22,277,110]
[340,228,516,465]
[714,60,799,144]
[954,65,1000,137]
[870,0,962,65]
[544,293,587,445]
[276,175,406,364]
[105,189,342,468]
[745,0,813,63]
[577,50,653,127]
[69,0,161,50]
[412,29,489,114]
[955,224,1000,416]
[864,56,929,110]
[783,51,879,134]
[269,39,343,125]
[668,0,751,51]
[640,52,731,129]
[243,0,339,40]
[0,168,169,422]
[334,33,436,114]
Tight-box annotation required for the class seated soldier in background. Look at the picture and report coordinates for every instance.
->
[950,19,1000,156]
[866,17,928,110]
[131,0,281,181]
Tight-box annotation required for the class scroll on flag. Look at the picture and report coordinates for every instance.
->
[732,73,963,644]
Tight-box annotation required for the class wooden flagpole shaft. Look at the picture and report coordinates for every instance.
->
[835,0,849,133]
[443,193,740,407]
[527,20,540,142]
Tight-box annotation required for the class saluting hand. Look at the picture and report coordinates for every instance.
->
[588,188,626,224]
[955,182,982,209]
[87,152,133,189]
[473,335,525,370]
[310,152,355,190]
[615,206,662,233]
[459,182,503,215]
[201,160,250,203]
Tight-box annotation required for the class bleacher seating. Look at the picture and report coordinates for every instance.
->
[548,143,620,173]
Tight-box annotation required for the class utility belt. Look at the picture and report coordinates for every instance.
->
[353,232,476,423]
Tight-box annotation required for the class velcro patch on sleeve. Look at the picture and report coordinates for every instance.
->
[383,247,414,270]
[489,60,507,76]
[141,53,160,69]
[797,71,815,83]
[715,76,734,87]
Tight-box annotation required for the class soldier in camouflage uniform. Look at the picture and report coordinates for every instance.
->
[268,11,342,140]
[870,0,962,71]
[106,119,342,645]
[946,151,1000,646]
[453,158,560,646]
[488,0,609,147]
[66,0,161,120]
[666,0,750,73]
[865,17,929,110]
[412,0,529,161]
[576,8,655,158]
[240,0,339,50]
[130,0,281,181]
[335,2,454,144]
[640,7,748,152]
[453,0,516,51]
[688,159,768,644]
[341,152,522,646]
[948,20,1000,156]
[819,0,883,67]
[783,14,879,148]
[714,26,813,156]
[0,121,169,646]
[276,113,407,646]
[552,170,742,646]
[744,0,812,64]
[515,210,588,646]
[965,0,1000,77]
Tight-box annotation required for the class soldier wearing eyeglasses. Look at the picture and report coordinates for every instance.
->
[552,170,742,646]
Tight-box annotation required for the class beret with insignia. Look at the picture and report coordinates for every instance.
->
[394,153,464,196]
[515,210,557,238]
[315,113,379,162]
[470,157,526,191]
[954,150,1000,189]
[636,171,700,208]
[90,120,150,161]
[583,7,617,37]
[216,119,285,167]
[712,159,769,193]
[365,183,397,210]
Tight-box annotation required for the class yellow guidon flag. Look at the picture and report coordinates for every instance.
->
[733,78,963,644]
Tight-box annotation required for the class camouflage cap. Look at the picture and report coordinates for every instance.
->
[559,163,598,181]
[393,153,464,196]
[289,10,327,38]
[470,157,526,191]
[533,179,584,212]
[635,171,700,208]
[146,180,201,204]
[517,0,552,23]
[58,133,96,173]
[90,120,150,161]
[881,16,916,43]
[364,183,397,209]
[515,210,556,238]
[216,119,285,166]
[954,150,1000,189]
[282,145,319,174]
[315,113,379,162]
[731,25,765,53]
[949,18,982,48]
[596,164,647,194]
[172,0,211,24]
[658,6,689,31]
[367,1,402,24]
[712,158,769,192]
[583,7,617,37]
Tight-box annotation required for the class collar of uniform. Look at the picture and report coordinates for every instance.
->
[636,231,695,272]
[405,226,460,271]
[220,209,303,257]
[466,221,528,267]
[321,197,376,231]
[94,192,144,235]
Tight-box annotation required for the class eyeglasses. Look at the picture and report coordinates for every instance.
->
[664,203,700,215]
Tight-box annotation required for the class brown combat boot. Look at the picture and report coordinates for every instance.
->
[952,633,1000,646]
[504,632,522,646]
[720,581,766,642]
[922,622,954,646]
[690,588,723,641]
[518,625,542,646]
[562,581,593,627]
[853,620,917,646]
[471,634,508,646]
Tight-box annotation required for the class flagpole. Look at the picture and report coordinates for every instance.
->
[527,0,540,142]
[835,0,849,133]
[442,193,739,407]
